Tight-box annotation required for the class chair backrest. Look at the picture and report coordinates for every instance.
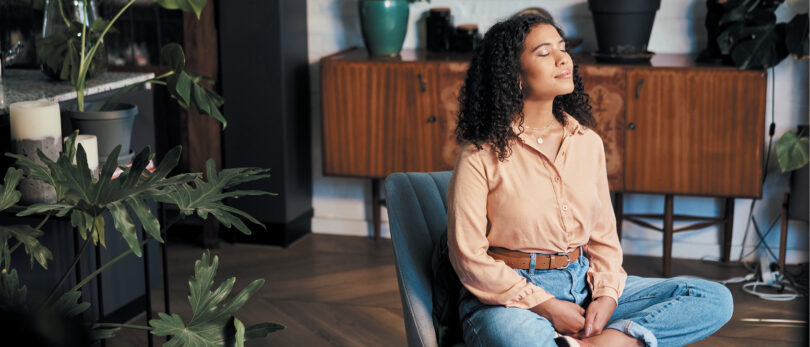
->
[384,171,453,347]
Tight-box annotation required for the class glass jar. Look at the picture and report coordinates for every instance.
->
[39,0,107,81]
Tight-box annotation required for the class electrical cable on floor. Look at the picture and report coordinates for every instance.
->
[712,68,805,301]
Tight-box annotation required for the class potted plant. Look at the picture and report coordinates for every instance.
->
[0,132,283,344]
[359,0,429,56]
[715,0,808,69]
[588,0,661,62]
[34,0,225,165]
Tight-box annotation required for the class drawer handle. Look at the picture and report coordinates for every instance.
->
[627,122,636,130]
[417,73,426,93]
[634,78,645,99]
[427,115,437,123]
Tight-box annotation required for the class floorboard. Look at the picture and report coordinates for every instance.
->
[107,234,808,346]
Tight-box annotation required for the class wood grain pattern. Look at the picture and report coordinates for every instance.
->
[321,60,444,178]
[437,63,468,169]
[320,49,767,200]
[182,6,221,173]
[107,234,807,347]
[579,65,626,191]
[624,68,766,197]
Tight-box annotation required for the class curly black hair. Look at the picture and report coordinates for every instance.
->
[455,14,595,161]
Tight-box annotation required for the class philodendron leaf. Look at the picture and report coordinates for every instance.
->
[777,130,809,172]
[153,0,208,19]
[161,43,186,73]
[730,23,789,69]
[0,167,23,211]
[0,225,53,270]
[108,202,141,257]
[148,250,280,346]
[786,13,809,60]
[0,269,27,310]
[54,290,90,317]
[153,159,274,235]
[244,322,284,340]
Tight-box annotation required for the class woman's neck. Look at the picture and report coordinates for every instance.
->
[522,98,557,128]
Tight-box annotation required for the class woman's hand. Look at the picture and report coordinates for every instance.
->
[581,296,617,338]
[530,298,586,334]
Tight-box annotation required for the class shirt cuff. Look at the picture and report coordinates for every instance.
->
[592,286,619,303]
[505,284,554,309]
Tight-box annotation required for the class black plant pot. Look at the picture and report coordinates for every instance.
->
[588,0,661,62]
[65,102,137,165]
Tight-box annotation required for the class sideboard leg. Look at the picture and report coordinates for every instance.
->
[722,198,735,263]
[663,194,674,277]
[372,179,381,240]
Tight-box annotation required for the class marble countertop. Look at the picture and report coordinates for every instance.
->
[0,69,155,115]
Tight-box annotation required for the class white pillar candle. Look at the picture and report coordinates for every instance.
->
[68,134,99,173]
[9,100,61,140]
[9,100,62,204]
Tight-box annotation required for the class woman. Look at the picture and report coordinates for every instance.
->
[447,14,734,347]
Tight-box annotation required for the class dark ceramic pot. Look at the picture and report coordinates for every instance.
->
[588,0,661,61]
[65,102,137,165]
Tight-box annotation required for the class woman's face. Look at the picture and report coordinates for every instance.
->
[519,24,574,100]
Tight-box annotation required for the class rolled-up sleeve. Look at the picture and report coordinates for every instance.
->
[447,146,553,309]
[583,137,627,302]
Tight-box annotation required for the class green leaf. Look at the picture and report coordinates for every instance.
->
[126,197,163,243]
[777,130,809,172]
[148,251,279,346]
[54,290,90,317]
[161,43,186,73]
[108,202,141,257]
[153,159,274,234]
[154,0,208,19]
[0,269,27,310]
[168,71,193,108]
[0,225,53,270]
[730,23,789,69]
[785,14,809,60]
[16,203,73,217]
[0,168,23,211]
[91,327,120,341]
[244,322,284,340]
[719,0,759,26]
[233,317,245,347]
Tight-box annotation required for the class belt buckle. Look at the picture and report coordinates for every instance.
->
[556,252,571,267]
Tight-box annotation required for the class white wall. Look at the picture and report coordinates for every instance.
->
[307,0,809,264]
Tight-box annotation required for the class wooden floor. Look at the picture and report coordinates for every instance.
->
[110,234,808,346]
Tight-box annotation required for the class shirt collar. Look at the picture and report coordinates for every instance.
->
[513,112,586,143]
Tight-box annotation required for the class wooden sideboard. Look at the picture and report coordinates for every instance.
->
[321,48,766,275]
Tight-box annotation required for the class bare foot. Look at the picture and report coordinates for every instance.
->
[581,329,644,347]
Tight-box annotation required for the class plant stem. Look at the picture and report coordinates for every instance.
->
[57,0,71,28]
[77,0,137,110]
[99,72,175,110]
[42,236,91,306]
[94,322,152,331]
[68,214,183,294]
[36,212,52,230]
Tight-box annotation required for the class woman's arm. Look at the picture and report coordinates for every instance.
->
[583,137,628,303]
[447,145,553,309]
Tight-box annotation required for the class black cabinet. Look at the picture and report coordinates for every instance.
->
[218,0,312,246]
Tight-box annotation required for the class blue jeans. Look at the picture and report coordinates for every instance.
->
[458,252,734,347]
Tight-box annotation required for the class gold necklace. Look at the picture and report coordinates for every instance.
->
[524,119,558,144]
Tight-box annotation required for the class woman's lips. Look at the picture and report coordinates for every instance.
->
[555,70,572,79]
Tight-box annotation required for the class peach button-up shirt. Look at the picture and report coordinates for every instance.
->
[447,113,627,310]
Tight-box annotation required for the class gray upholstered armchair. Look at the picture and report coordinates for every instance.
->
[384,171,454,347]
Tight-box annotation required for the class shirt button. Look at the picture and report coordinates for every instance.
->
[554,176,560,182]
[562,205,569,211]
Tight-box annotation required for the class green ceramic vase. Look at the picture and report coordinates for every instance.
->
[359,0,410,56]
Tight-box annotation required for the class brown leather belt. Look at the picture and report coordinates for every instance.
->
[487,247,581,270]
